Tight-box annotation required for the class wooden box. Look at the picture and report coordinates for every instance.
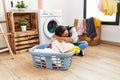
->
[7,12,39,54]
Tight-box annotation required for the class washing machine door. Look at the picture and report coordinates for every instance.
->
[43,17,61,38]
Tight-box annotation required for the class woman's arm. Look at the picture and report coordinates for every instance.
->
[52,35,74,43]
[52,27,78,43]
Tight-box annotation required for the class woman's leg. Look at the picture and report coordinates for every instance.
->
[74,41,88,50]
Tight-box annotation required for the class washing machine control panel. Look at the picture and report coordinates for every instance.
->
[41,11,48,15]
[40,10,62,17]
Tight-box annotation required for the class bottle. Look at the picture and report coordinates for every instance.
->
[10,1,18,11]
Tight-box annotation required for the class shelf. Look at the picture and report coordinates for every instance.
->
[14,31,38,37]
[7,12,39,54]
[7,11,38,14]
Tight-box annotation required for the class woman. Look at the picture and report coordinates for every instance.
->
[52,25,88,56]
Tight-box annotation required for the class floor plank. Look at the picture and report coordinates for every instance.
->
[0,44,120,80]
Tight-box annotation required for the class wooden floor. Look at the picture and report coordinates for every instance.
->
[0,44,120,80]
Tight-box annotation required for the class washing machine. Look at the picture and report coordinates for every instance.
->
[38,9,62,44]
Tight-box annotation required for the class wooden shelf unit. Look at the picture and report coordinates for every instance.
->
[7,12,39,54]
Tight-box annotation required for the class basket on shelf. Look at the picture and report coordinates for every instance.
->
[29,44,75,70]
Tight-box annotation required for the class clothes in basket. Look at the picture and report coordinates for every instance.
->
[34,48,62,67]
[29,44,75,70]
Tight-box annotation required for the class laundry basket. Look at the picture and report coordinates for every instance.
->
[29,44,75,70]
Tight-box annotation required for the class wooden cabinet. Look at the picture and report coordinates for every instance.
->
[7,11,39,54]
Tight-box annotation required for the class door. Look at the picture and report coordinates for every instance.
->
[43,17,61,38]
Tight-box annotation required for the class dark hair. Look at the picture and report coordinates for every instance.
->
[65,26,73,37]
[55,25,65,36]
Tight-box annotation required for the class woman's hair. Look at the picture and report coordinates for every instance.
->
[55,25,65,37]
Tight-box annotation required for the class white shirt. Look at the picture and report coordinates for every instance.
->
[52,40,74,53]
[70,27,78,43]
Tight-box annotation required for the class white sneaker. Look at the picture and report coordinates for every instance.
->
[79,50,84,56]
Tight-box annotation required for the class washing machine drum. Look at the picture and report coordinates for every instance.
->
[43,17,61,38]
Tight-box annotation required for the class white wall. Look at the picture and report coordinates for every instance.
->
[43,0,120,43]
[43,0,84,26]
[43,0,68,25]
[101,23,120,43]
[67,0,84,25]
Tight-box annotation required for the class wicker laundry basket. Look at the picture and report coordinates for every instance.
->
[74,19,101,46]
[29,44,75,70]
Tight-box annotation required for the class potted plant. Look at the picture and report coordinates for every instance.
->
[19,19,28,31]
[16,1,28,11]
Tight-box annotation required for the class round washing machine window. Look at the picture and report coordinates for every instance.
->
[43,17,61,38]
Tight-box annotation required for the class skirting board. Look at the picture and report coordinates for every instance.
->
[0,48,8,53]
[0,47,8,53]
[101,40,120,47]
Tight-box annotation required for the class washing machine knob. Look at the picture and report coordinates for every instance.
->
[50,13,53,16]
[42,11,48,15]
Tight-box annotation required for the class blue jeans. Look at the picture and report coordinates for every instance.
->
[74,41,88,50]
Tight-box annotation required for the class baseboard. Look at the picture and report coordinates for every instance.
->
[101,40,120,47]
[0,46,8,53]
[0,46,7,49]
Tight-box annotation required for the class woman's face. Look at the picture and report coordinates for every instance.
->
[61,29,69,37]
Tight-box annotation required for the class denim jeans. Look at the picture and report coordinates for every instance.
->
[74,41,88,50]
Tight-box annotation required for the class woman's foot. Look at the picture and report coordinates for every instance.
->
[78,50,84,56]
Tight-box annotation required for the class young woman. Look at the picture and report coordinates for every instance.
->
[52,25,88,56]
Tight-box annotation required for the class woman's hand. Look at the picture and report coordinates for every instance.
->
[52,34,74,43]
